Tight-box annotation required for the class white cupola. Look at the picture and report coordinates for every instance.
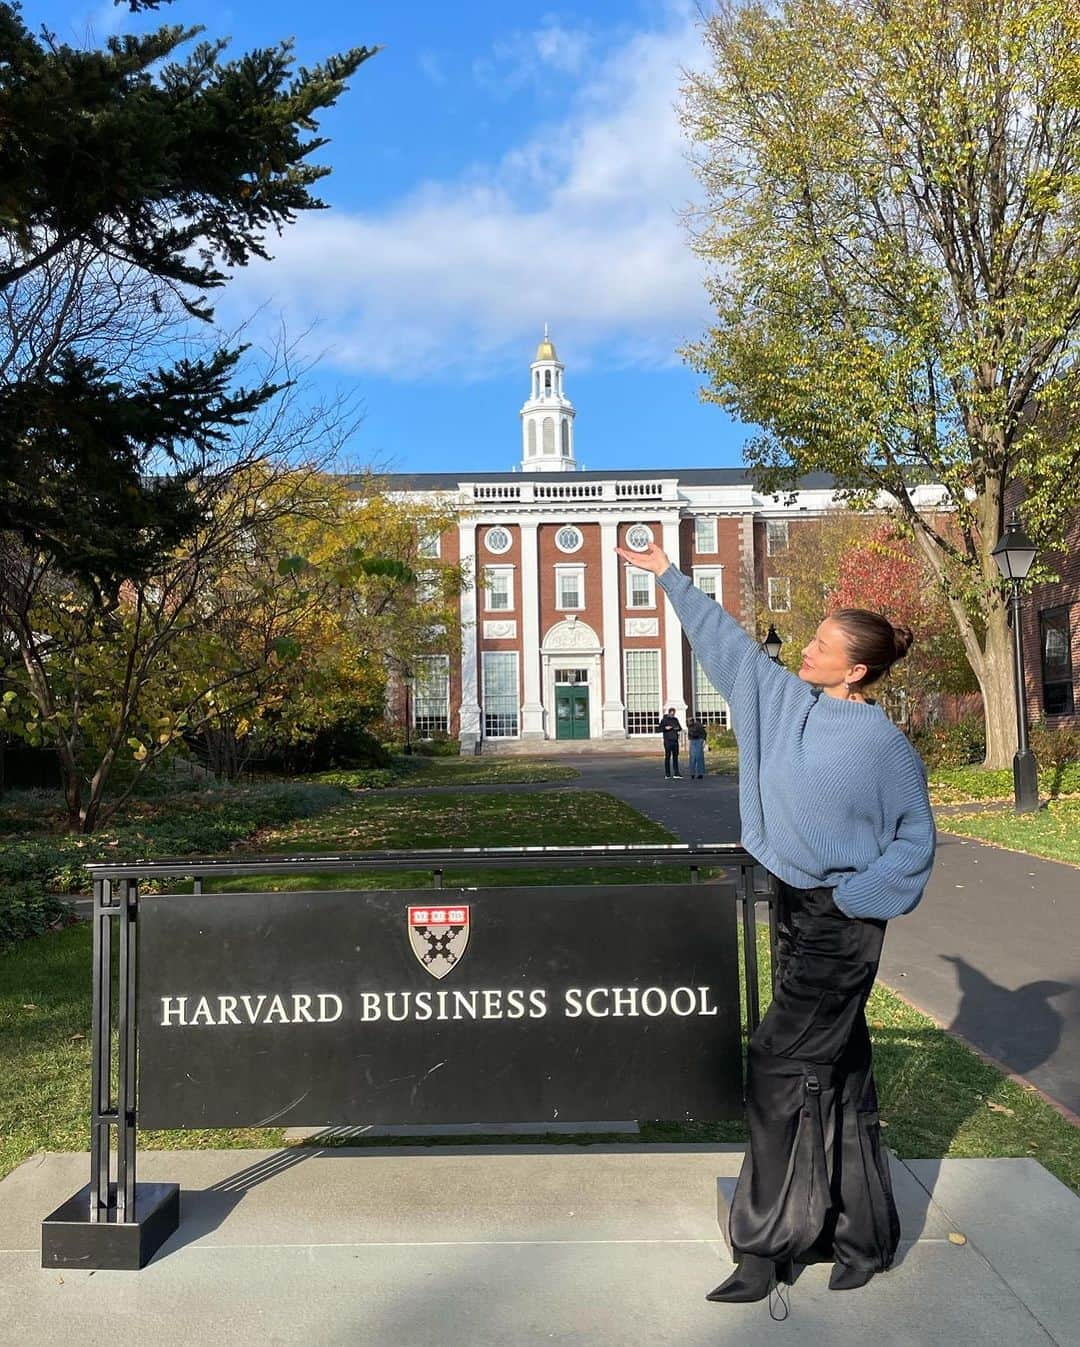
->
[519,325,577,472]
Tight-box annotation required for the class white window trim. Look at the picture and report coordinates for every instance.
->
[554,525,583,554]
[623,648,662,734]
[767,576,791,612]
[625,566,656,610]
[624,524,654,552]
[484,564,515,612]
[481,649,520,739]
[692,566,724,604]
[766,520,789,557]
[694,516,718,554]
[484,526,513,555]
[412,655,450,732]
[555,563,586,611]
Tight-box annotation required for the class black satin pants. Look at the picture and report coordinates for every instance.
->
[728,880,901,1273]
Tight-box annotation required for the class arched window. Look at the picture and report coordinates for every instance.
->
[527,421,537,456]
[544,370,552,393]
[542,417,555,454]
[561,420,570,456]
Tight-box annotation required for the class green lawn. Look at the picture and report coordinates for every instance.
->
[936,798,1080,867]
[312,758,582,790]
[928,761,1080,805]
[2,782,1076,1190]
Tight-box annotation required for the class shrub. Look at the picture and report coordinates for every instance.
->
[0,880,70,949]
[252,722,390,775]
[706,725,738,753]
[0,781,345,950]
[412,734,460,757]
[911,715,986,769]
[1029,721,1080,771]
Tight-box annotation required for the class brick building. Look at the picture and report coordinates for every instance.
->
[384,333,953,751]
[1020,509,1079,728]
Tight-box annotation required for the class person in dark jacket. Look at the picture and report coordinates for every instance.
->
[658,707,682,777]
[686,716,707,778]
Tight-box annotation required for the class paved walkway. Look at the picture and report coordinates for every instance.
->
[5,1146,1078,1346]
[565,757,1080,1116]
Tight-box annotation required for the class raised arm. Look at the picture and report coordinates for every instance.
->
[615,542,759,700]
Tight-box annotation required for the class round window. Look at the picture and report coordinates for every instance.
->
[625,524,653,551]
[485,526,512,555]
[555,526,583,554]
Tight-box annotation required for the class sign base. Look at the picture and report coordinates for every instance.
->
[42,1182,180,1270]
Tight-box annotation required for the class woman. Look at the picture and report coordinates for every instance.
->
[686,715,708,778]
[615,540,935,1304]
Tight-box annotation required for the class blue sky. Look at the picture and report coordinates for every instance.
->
[38,0,752,473]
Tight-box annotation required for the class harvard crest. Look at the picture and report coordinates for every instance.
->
[407,904,470,980]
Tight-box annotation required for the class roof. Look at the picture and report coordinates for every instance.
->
[369,467,840,491]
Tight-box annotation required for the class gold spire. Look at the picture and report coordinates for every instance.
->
[534,322,558,362]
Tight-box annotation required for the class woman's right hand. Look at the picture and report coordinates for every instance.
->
[614,542,672,576]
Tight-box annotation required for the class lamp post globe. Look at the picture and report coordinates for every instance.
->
[762,625,783,663]
[991,512,1039,813]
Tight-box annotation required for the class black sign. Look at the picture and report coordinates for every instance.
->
[137,884,743,1128]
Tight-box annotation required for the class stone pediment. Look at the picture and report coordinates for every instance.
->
[542,616,601,651]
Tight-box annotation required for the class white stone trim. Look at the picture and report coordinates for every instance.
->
[483,620,518,639]
[599,519,626,736]
[519,521,544,737]
[661,517,687,720]
[457,522,480,748]
[543,652,602,740]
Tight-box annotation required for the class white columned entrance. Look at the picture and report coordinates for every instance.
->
[661,516,687,721]
[599,518,626,737]
[519,520,545,738]
[541,617,603,740]
[457,521,481,750]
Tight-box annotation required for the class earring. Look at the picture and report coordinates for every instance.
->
[843,681,852,696]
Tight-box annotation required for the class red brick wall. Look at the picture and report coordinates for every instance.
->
[1021,510,1080,728]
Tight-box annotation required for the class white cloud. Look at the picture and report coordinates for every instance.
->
[224,7,710,382]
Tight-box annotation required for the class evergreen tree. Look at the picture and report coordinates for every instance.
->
[0,0,376,595]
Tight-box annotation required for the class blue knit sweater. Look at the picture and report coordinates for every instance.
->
[658,566,936,919]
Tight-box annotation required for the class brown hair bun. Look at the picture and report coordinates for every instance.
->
[892,624,915,661]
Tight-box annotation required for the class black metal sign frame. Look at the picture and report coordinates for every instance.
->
[42,844,778,1270]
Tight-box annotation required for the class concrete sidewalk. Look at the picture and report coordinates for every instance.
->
[2,1145,1077,1346]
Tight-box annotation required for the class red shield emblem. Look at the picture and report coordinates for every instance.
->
[407,904,470,980]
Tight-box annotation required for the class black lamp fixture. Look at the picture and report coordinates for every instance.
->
[990,511,1038,812]
[763,625,783,662]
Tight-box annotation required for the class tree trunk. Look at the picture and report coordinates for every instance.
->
[977,612,1021,770]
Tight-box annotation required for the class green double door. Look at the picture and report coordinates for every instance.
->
[554,684,590,739]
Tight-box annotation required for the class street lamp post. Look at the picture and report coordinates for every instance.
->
[990,512,1039,813]
[762,625,784,663]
